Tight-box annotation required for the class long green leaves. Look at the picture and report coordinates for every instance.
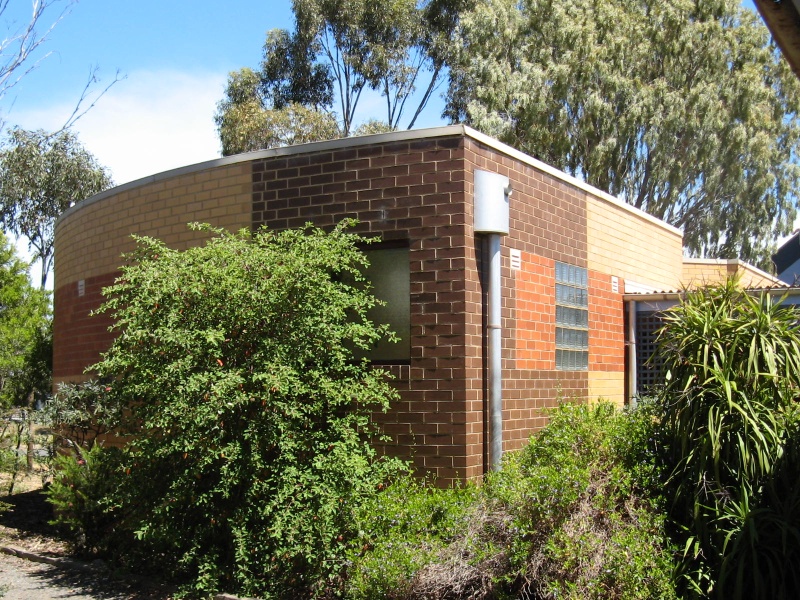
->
[656,279,800,598]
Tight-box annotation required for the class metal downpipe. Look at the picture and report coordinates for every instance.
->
[488,233,503,471]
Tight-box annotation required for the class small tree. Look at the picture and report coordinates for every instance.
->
[0,128,112,288]
[215,68,341,155]
[71,222,404,598]
[215,0,473,154]
[656,279,800,598]
[0,231,49,406]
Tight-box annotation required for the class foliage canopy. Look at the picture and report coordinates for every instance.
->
[0,231,49,408]
[215,0,471,154]
[448,0,800,268]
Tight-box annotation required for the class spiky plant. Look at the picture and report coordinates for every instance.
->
[656,279,800,599]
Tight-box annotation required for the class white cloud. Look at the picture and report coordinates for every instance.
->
[6,68,229,288]
[11,68,228,185]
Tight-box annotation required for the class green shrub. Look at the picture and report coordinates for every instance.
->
[57,222,406,598]
[44,380,125,451]
[344,477,482,599]
[345,402,677,600]
[487,401,676,600]
[46,444,127,556]
[655,279,800,598]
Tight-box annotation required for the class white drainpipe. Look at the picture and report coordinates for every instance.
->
[474,170,511,471]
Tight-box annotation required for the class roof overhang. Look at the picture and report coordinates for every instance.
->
[755,0,800,77]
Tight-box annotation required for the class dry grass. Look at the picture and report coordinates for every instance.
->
[405,503,514,600]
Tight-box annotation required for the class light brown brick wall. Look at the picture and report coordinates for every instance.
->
[53,163,252,384]
[587,196,683,291]
[681,259,785,289]
[55,163,252,287]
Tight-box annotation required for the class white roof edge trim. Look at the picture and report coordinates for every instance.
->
[624,280,659,294]
[462,126,683,237]
[57,123,679,240]
[56,125,469,226]
[624,287,800,302]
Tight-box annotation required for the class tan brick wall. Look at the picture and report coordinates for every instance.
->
[587,196,683,291]
[681,259,785,289]
[588,372,625,406]
[53,163,251,390]
[55,163,252,287]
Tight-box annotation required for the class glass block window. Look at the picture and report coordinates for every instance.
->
[555,262,589,370]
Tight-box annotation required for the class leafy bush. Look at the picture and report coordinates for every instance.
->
[56,222,406,598]
[45,380,125,451]
[345,402,677,600]
[490,401,676,600]
[46,444,127,555]
[345,477,482,599]
[655,279,800,598]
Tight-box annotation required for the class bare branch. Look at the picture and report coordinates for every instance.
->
[58,66,125,132]
[0,0,74,102]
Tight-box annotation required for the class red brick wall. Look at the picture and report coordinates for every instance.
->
[53,272,117,383]
[514,253,556,371]
[589,271,625,372]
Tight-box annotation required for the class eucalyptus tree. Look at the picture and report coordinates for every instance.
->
[447,0,800,268]
[0,128,112,288]
[215,0,472,154]
[215,67,341,156]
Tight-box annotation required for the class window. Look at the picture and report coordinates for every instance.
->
[555,262,589,370]
[362,245,410,362]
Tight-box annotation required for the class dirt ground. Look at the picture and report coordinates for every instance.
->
[0,476,176,600]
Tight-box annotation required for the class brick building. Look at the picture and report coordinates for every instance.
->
[53,125,782,481]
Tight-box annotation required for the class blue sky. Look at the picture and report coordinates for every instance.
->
[0,0,449,187]
[0,0,763,187]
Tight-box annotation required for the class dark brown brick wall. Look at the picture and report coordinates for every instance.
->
[53,128,635,484]
[252,133,597,479]
[252,134,476,480]
[464,138,589,457]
